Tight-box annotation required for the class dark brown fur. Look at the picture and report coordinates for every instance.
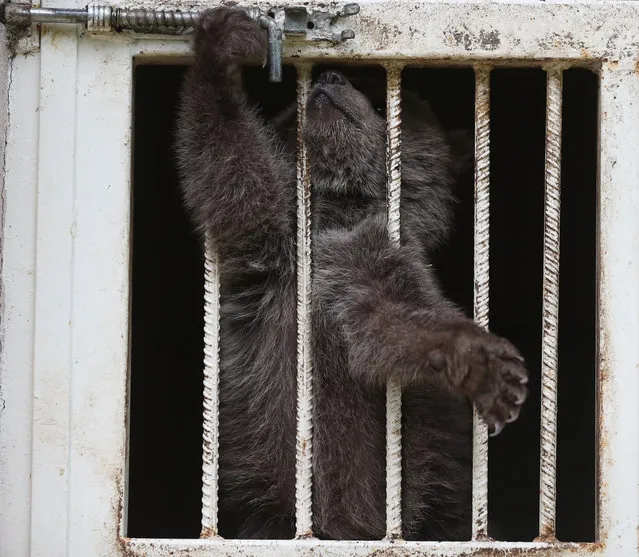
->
[175,7,528,541]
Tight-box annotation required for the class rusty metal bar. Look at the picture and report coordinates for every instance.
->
[1,3,285,81]
[1,3,361,83]
[201,237,221,538]
[538,67,563,541]
[384,64,403,541]
[294,64,314,539]
[472,66,491,540]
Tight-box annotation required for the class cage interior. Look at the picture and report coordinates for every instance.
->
[128,63,597,542]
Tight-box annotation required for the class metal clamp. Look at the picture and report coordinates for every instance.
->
[0,2,360,82]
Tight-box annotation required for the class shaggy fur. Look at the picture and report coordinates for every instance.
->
[175,7,528,541]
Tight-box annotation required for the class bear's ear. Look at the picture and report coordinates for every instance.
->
[446,129,474,176]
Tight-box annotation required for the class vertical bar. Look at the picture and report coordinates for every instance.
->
[385,64,403,541]
[598,62,639,557]
[538,67,563,541]
[201,237,221,538]
[295,64,314,539]
[472,66,490,540]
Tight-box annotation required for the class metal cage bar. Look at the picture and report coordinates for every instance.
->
[295,64,315,539]
[538,67,563,541]
[471,66,491,540]
[384,64,403,541]
[201,237,221,538]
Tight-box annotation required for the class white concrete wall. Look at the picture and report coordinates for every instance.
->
[0,21,12,557]
[0,26,8,255]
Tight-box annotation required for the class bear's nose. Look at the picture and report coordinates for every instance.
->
[316,70,348,86]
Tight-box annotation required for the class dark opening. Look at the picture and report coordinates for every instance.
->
[128,63,597,542]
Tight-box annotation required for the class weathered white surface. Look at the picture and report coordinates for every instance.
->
[0,2,638,556]
[66,37,132,556]
[0,33,40,557]
[0,29,7,187]
[114,1,639,65]
[597,62,639,557]
[30,24,79,557]
[1,25,132,557]
[123,538,599,556]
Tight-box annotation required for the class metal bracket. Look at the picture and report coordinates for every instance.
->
[0,2,360,82]
[277,4,359,43]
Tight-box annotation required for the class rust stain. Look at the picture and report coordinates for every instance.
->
[114,472,127,556]
[40,23,70,49]
[200,526,219,538]
[296,529,314,539]
[533,534,558,543]
[118,537,130,556]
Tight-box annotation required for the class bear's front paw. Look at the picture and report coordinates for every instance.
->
[429,323,528,436]
[193,7,267,67]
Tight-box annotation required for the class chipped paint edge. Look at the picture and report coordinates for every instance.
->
[121,538,604,556]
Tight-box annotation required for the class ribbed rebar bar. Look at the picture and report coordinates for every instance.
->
[294,64,314,539]
[201,237,220,538]
[538,67,563,541]
[472,67,491,541]
[384,64,403,541]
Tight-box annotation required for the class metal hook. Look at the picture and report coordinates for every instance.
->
[257,14,283,83]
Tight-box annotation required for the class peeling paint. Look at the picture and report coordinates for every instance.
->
[120,538,605,557]
[448,26,501,52]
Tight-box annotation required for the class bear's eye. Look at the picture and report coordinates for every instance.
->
[374,105,385,115]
